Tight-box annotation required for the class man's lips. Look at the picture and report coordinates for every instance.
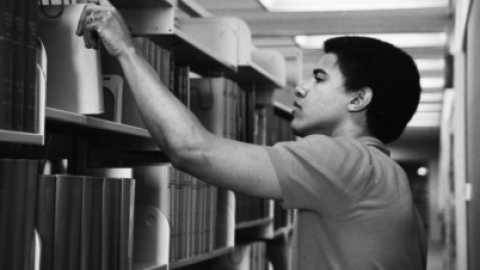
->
[293,101,301,109]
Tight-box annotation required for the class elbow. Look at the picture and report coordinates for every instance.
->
[168,149,189,170]
[165,133,210,172]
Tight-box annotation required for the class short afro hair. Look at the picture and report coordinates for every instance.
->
[324,36,421,143]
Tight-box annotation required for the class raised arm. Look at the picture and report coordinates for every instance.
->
[75,0,282,200]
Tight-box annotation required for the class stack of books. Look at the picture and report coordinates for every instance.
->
[36,174,135,270]
[0,0,39,132]
[0,159,39,270]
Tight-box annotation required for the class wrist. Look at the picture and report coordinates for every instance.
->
[117,43,138,63]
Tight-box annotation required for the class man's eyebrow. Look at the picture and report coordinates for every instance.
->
[313,68,327,76]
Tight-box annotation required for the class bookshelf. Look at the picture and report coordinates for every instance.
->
[146,30,237,77]
[46,108,151,138]
[0,1,299,270]
[169,246,234,269]
[236,217,274,231]
[235,63,284,89]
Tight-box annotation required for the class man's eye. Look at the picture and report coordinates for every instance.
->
[315,77,325,82]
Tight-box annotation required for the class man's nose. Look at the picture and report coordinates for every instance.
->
[294,85,309,98]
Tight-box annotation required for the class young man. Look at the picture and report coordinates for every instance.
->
[76,1,427,269]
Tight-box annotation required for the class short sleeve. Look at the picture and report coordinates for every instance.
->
[265,135,375,216]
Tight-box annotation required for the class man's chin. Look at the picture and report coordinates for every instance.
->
[290,123,307,138]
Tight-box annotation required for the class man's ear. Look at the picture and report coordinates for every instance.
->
[347,87,373,112]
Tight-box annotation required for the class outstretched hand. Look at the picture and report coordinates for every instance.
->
[75,0,134,58]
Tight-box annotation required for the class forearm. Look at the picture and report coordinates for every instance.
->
[117,45,210,161]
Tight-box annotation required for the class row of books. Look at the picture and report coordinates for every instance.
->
[0,159,38,270]
[0,0,39,132]
[36,174,135,270]
[169,168,218,262]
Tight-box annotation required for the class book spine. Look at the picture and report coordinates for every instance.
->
[109,178,122,270]
[22,160,38,270]
[11,0,26,131]
[119,178,135,270]
[24,0,39,133]
[101,177,113,270]
[80,176,94,270]
[91,177,104,270]
[35,175,57,270]
[0,0,14,130]
[53,175,83,270]
[159,47,170,88]
[9,160,27,270]
[0,159,15,269]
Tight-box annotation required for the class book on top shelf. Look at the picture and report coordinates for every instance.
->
[11,0,27,131]
[0,0,15,130]
[24,0,40,133]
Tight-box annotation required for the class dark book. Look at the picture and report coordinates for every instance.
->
[101,177,113,270]
[35,175,57,270]
[53,175,84,270]
[9,160,28,270]
[0,0,14,130]
[11,0,26,131]
[119,178,135,270]
[153,44,162,77]
[159,47,171,89]
[23,0,39,133]
[174,65,183,102]
[22,160,38,270]
[0,160,15,269]
[91,177,105,270]
[108,178,122,270]
[80,176,94,270]
[169,53,175,95]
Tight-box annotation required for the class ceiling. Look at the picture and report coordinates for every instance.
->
[187,0,454,161]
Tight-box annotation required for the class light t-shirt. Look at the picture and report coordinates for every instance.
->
[265,135,427,270]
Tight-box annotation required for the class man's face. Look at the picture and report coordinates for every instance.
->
[290,53,353,137]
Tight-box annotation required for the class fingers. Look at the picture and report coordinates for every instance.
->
[75,5,115,37]
[84,20,100,49]
[99,0,114,7]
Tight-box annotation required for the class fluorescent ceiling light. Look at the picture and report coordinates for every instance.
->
[421,77,445,89]
[415,59,445,71]
[295,32,447,49]
[420,92,443,103]
[408,112,440,127]
[259,0,449,12]
[416,103,442,112]
[407,119,440,127]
